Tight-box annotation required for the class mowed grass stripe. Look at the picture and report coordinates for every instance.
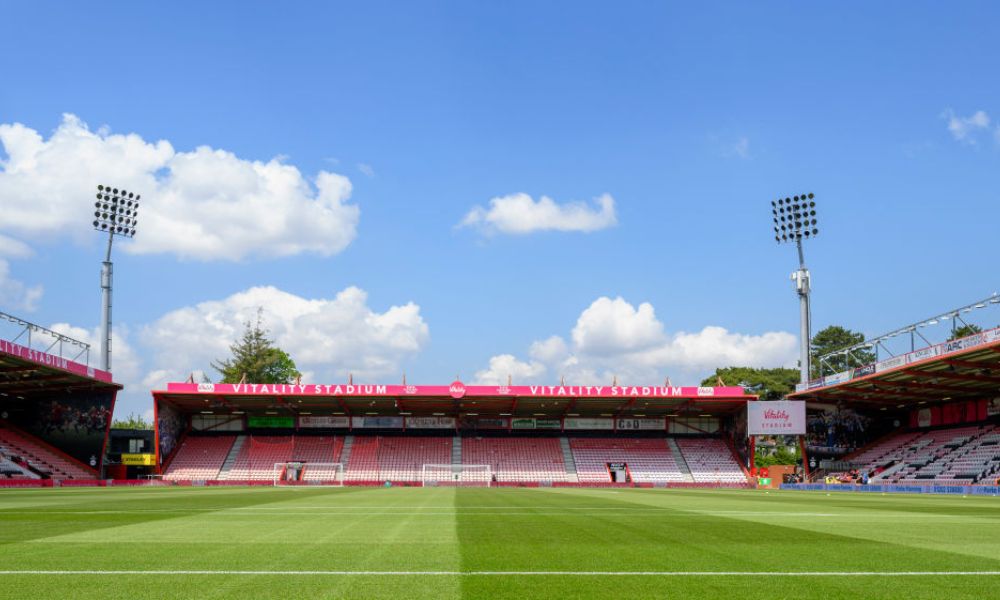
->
[455,488,1000,572]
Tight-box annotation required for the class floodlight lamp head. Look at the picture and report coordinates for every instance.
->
[91,183,141,238]
[770,192,817,244]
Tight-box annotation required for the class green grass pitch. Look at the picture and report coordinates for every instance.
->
[1,486,998,599]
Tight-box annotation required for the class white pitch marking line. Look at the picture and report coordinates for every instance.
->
[1,570,999,576]
[0,509,844,517]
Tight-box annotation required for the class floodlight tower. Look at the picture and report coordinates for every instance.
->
[91,185,139,372]
[771,193,819,384]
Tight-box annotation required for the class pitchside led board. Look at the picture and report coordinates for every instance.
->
[747,400,806,436]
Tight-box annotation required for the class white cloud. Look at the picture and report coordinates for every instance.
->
[724,136,750,159]
[474,296,798,386]
[528,335,570,364]
[140,285,429,383]
[0,259,43,311]
[571,297,665,355]
[460,192,617,235]
[0,234,33,258]
[473,354,547,385]
[0,114,360,261]
[357,163,375,178]
[943,109,991,143]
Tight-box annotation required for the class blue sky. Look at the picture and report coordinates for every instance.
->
[2,2,999,418]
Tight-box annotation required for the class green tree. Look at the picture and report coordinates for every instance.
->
[755,445,799,468]
[700,367,800,400]
[212,310,301,384]
[810,325,875,377]
[949,323,983,341]
[111,412,152,430]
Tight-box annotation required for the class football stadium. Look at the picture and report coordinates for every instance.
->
[4,4,1000,599]
[2,312,1000,598]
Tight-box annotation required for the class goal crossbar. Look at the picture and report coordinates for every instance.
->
[273,462,345,487]
[421,464,492,487]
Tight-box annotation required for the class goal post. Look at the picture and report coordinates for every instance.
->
[273,462,344,487]
[421,464,492,487]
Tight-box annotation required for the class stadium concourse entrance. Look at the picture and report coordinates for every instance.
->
[153,381,755,487]
[607,462,630,483]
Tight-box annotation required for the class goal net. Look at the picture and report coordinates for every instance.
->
[421,464,492,487]
[273,462,345,487]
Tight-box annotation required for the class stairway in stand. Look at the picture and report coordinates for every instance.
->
[559,437,579,482]
[339,436,354,467]
[667,438,694,483]
[217,435,246,480]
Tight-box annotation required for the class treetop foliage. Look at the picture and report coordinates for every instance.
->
[212,309,301,385]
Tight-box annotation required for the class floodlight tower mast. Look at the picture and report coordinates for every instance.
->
[772,193,818,385]
[91,185,139,372]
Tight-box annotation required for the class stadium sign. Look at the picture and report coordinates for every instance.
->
[0,338,113,383]
[164,382,749,399]
[747,400,806,435]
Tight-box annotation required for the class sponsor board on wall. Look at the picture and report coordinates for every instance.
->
[907,345,940,364]
[534,419,561,430]
[853,364,876,378]
[246,415,294,428]
[875,355,907,373]
[298,416,350,429]
[944,333,990,355]
[615,417,665,431]
[917,408,932,428]
[511,418,536,429]
[563,418,614,430]
[191,414,244,432]
[121,453,156,466]
[406,416,455,429]
[355,416,403,429]
[748,401,806,435]
[824,370,853,386]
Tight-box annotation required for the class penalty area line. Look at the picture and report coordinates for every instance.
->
[1,570,999,577]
